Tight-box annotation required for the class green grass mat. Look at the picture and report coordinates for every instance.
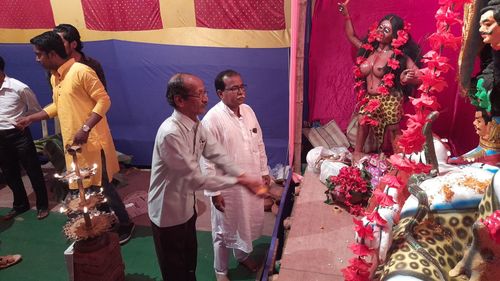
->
[0,209,270,281]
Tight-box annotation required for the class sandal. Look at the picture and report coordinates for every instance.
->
[0,254,22,270]
[37,209,49,220]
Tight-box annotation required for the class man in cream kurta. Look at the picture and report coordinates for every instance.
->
[18,31,134,243]
[202,70,269,281]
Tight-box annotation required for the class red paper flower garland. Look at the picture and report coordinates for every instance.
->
[342,1,469,280]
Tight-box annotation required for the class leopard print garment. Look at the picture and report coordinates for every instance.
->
[359,92,403,149]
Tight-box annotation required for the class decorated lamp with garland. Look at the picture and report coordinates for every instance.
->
[56,145,116,241]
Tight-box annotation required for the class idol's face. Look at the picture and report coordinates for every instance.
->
[473,111,488,138]
[479,10,500,49]
[376,20,393,44]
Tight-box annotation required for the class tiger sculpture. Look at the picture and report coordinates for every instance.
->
[375,111,499,281]
[448,173,500,281]
[378,173,496,281]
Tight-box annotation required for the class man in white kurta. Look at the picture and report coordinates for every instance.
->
[202,70,270,281]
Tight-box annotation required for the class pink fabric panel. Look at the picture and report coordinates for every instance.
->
[82,0,163,31]
[308,0,476,155]
[194,0,285,30]
[0,0,54,29]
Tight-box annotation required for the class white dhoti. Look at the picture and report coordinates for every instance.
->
[201,102,269,275]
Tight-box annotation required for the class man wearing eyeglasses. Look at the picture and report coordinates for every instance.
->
[148,73,263,281]
[201,70,270,281]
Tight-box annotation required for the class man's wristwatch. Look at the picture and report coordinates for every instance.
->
[82,124,91,133]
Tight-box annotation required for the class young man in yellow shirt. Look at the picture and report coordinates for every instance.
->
[17,31,134,244]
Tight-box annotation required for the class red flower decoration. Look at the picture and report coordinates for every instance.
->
[377,85,390,95]
[326,166,372,215]
[388,154,416,173]
[380,175,404,191]
[349,243,373,256]
[355,80,366,89]
[341,266,357,281]
[404,21,412,32]
[410,94,440,111]
[407,110,428,127]
[356,88,367,101]
[418,67,448,93]
[387,58,400,70]
[421,50,452,75]
[393,48,403,56]
[413,162,433,174]
[435,6,462,27]
[428,30,462,50]
[367,21,379,43]
[359,97,369,105]
[356,56,366,65]
[391,30,409,48]
[398,128,426,154]
[388,154,432,174]
[353,66,364,78]
[341,264,370,281]
[359,115,379,126]
[353,218,375,241]
[438,0,473,9]
[382,73,395,88]
[361,43,374,52]
[365,209,387,226]
[348,257,372,272]
[350,205,365,216]
[373,189,396,207]
[481,210,500,244]
[402,111,431,149]
[364,99,381,113]
[368,30,380,43]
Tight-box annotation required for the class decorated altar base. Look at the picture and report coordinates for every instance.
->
[278,170,356,280]
[73,232,124,281]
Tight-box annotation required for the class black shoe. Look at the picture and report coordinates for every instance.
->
[118,223,135,245]
[2,208,29,221]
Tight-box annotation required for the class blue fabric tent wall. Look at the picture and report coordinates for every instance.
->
[0,41,289,166]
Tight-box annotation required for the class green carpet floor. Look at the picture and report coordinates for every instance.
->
[0,209,270,281]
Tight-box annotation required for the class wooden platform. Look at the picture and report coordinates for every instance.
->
[278,170,355,281]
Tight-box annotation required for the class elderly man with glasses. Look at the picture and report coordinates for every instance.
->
[148,73,263,281]
[201,70,270,281]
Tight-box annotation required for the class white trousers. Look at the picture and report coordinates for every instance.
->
[213,231,250,275]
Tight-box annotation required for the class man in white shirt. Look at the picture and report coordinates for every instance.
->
[0,55,49,220]
[202,70,270,281]
[148,73,263,281]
